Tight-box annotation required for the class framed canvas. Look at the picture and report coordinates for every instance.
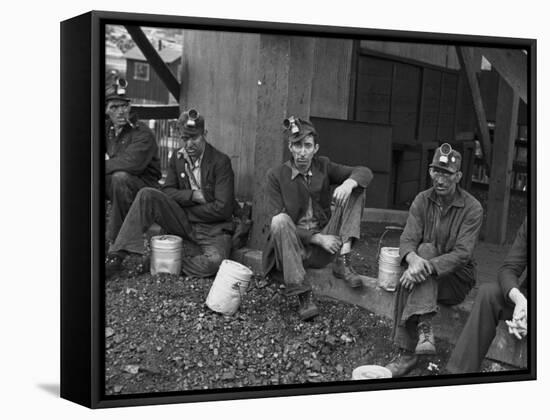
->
[60,10,536,408]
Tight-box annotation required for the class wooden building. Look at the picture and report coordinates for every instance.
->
[123,44,181,104]
[125,26,528,245]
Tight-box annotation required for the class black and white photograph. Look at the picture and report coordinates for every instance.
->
[0,0,537,417]
[94,13,534,401]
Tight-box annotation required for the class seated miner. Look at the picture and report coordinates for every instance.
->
[446,218,528,374]
[262,117,373,321]
[105,75,161,243]
[105,109,235,279]
[384,143,483,377]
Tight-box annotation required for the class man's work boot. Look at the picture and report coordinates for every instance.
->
[415,318,436,355]
[297,291,319,321]
[333,253,362,288]
[384,351,418,378]
[105,253,124,280]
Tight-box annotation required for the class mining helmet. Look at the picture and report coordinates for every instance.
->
[430,143,462,174]
[105,71,130,103]
[177,108,205,137]
[283,116,317,143]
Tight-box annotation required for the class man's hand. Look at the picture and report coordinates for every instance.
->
[192,190,207,204]
[506,288,528,339]
[405,252,434,283]
[311,233,342,254]
[399,270,417,291]
[332,179,357,207]
[105,153,110,161]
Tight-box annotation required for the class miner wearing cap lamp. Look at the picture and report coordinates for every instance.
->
[104,76,161,243]
[262,117,373,321]
[104,109,235,279]
[384,143,483,377]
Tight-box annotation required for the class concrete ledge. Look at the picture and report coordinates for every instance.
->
[231,247,525,368]
[362,208,408,225]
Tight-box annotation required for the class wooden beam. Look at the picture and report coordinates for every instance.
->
[249,35,315,250]
[124,25,181,102]
[485,76,520,244]
[479,47,527,103]
[456,47,492,171]
[131,104,180,120]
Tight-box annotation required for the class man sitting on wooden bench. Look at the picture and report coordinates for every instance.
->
[385,143,484,377]
[446,218,528,373]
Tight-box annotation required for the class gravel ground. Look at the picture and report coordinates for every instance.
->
[104,221,512,396]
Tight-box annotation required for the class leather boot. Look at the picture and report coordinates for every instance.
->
[105,253,124,280]
[297,291,319,321]
[332,253,362,288]
[385,352,418,378]
[415,318,436,355]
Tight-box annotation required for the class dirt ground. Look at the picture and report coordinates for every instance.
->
[105,221,512,396]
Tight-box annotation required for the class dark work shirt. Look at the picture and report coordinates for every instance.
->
[498,218,528,301]
[399,186,483,276]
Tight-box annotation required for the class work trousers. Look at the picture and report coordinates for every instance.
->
[392,243,475,352]
[106,171,157,242]
[110,187,232,278]
[268,189,365,296]
[446,281,516,373]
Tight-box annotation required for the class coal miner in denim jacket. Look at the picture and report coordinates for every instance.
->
[385,143,483,378]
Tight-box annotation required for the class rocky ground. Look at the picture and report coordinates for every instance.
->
[104,222,511,396]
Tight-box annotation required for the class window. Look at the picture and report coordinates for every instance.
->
[133,62,150,81]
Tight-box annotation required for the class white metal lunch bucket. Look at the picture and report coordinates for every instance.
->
[206,259,253,316]
[150,235,183,275]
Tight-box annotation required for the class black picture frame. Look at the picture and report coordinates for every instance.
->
[61,10,536,409]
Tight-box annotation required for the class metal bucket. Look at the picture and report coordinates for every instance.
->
[206,259,253,316]
[150,235,183,275]
[378,247,403,292]
[376,226,404,292]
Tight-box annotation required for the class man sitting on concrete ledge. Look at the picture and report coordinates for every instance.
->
[446,218,528,374]
[262,117,373,321]
[385,143,483,377]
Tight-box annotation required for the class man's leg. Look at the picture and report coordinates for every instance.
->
[446,282,514,374]
[267,213,318,320]
[328,188,366,287]
[180,223,232,278]
[105,171,149,242]
[109,187,194,256]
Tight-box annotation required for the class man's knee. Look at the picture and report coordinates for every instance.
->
[270,213,294,233]
[110,171,133,188]
[417,243,439,260]
[136,187,162,203]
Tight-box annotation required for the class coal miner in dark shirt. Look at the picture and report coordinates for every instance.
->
[385,143,484,377]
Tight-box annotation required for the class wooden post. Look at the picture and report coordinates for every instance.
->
[479,47,528,103]
[456,47,492,171]
[486,76,520,244]
[249,35,315,250]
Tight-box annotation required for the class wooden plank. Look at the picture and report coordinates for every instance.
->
[132,104,180,120]
[479,47,528,103]
[310,38,354,119]
[249,35,291,249]
[456,46,492,171]
[486,76,520,244]
[124,25,181,102]
[180,30,259,199]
